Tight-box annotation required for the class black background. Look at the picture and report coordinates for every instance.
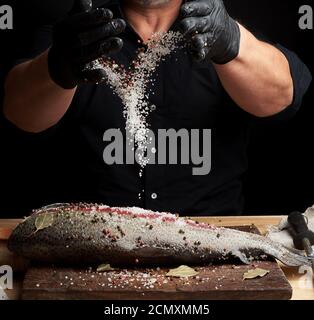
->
[0,0,313,217]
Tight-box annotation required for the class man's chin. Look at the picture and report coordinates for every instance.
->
[128,0,174,8]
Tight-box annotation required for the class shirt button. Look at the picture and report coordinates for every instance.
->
[151,147,157,154]
[151,104,156,111]
[151,193,158,200]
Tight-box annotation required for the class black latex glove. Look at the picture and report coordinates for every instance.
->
[179,0,241,64]
[48,0,126,89]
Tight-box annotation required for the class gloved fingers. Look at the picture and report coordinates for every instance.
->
[78,19,126,46]
[195,49,208,61]
[189,46,208,61]
[78,68,108,84]
[180,1,213,18]
[70,0,93,14]
[188,34,213,61]
[73,37,124,64]
[190,33,213,50]
[179,16,212,37]
[101,37,124,54]
[65,8,113,29]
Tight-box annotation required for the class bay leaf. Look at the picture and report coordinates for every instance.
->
[166,265,199,278]
[34,213,54,233]
[96,264,116,272]
[243,268,269,280]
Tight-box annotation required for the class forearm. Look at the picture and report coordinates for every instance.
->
[3,50,76,133]
[214,24,294,117]
[3,4,125,133]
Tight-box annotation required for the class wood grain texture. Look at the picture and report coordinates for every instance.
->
[22,261,292,300]
[0,240,28,272]
[21,226,292,300]
[0,219,21,240]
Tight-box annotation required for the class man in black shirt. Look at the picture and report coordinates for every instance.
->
[1,0,312,216]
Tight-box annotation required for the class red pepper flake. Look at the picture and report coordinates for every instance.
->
[102,229,112,237]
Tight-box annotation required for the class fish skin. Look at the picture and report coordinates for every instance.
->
[8,203,310,267]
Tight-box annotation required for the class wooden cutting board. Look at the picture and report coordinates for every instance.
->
[22,226,293,300]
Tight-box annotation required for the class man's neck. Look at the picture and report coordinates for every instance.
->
[122,0,183,42]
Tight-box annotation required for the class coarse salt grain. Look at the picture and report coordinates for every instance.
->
[86,32,184,169]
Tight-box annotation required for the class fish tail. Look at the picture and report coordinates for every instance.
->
[261,239,310,267]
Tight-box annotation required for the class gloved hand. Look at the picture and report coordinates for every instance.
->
[267,206,314,251]
[48,0,126,89]
[179,0,241,64]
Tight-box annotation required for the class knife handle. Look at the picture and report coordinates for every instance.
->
[288,211,309,234]
[288,211,314,250]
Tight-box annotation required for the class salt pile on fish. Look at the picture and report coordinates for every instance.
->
[8,203,310,267]
[86,31,184,169]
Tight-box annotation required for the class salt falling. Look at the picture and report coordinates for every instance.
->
[86,31,184,172]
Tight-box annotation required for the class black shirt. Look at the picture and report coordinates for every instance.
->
[0,0,312,216]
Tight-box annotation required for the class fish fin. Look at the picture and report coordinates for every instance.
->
[282,244,305,255]
[34,203,70,214]
[232,250,251,265]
